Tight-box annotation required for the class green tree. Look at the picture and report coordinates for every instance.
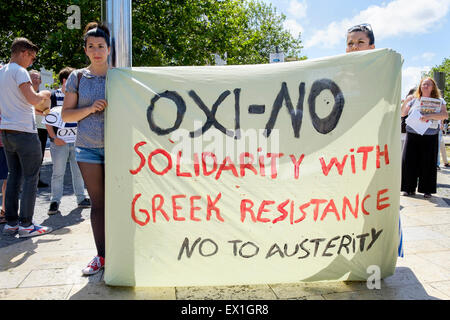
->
[133,0,305,66]
[431,57,450,108]
[0,0,100,72]
[0,0,305,71]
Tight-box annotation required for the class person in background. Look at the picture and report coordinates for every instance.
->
[437,120,450,169]
[62,22,110,275]
[0,129,6,224]
[401,88,417,152]
[401,77,448,198]
[46,67,91,215]
[0,64,7,224]
[29,70,49,188]
[0,37,53,237]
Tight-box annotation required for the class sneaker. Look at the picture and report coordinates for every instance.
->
[78,198,91,208]
[2,224,19,235]
[82,256,105,276]
[48,202,59,215]
[18,224,52,238]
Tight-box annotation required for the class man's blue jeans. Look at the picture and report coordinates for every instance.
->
[1,131,42,227]
[50,142,86,204]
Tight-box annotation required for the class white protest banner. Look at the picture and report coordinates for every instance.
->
[104,48,402,287]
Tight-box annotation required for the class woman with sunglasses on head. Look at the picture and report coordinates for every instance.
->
[401,77,448,198]
[346,23,375,53]
[62,22,110,275]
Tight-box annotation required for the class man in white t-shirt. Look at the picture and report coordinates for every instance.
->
[0,37,53,238]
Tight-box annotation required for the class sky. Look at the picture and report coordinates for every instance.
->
[265,0,450,97]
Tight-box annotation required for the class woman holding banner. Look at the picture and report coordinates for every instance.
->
[401,77,448,198]
[62,22,110,276]
[345,23,404,257]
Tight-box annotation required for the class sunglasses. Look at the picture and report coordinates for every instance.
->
[23,50,37,62]
[348,23,373,33]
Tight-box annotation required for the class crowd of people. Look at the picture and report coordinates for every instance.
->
[0,21,447,276]
[0,22,108,276]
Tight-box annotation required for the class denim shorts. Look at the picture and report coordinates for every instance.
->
[75,147,105,164]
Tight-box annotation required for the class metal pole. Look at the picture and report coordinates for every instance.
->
[101,0,132,68]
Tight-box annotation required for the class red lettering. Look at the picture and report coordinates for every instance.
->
[377,189,390,210]
[215,156,239,180]
[321,199,340,221]
[129,141,147,175]
[319,155,348,176]
[148,149,172,175]
[357,146,373,171]
[190,196,201,221]
[206,193,224,222]
[257,200,274,222]
[362,195,371,215]
[342,195,359,220]
[202,152,217,176]
[296,202,309,223]
[176,151,192,177]
[310,199,327,221]
[193,153,200,176]
[273,200,290,224]
[131,193,150,226]
[152,194,170,222]
[240,199,256,222]
[267,153,284,179]
[289,154,305,179]
[171,195,186,221]
[376,144,390,168]
[258,154,266,176]
[239,152,258,177]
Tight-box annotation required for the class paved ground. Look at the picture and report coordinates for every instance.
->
[0,147,450,300]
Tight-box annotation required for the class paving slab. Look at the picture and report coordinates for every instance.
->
[175,285,278,300]
[0,154,449,300]
[68,282,176,300]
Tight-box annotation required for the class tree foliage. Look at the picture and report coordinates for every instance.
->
[0,0,100,72]
[431,57,450,107]
[0,0,305,74]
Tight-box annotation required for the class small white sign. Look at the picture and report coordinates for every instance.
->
[270,52,284,63]
[214,53,227,66]
[42,106,78,143]
[42,107,65,128]
[57,127,77,143]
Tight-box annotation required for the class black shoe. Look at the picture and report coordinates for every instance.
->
[38,180,49,188]
[402,191,415,196]
[424,193,432,198]
[78,198,91,208]
[48,202,59,215]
